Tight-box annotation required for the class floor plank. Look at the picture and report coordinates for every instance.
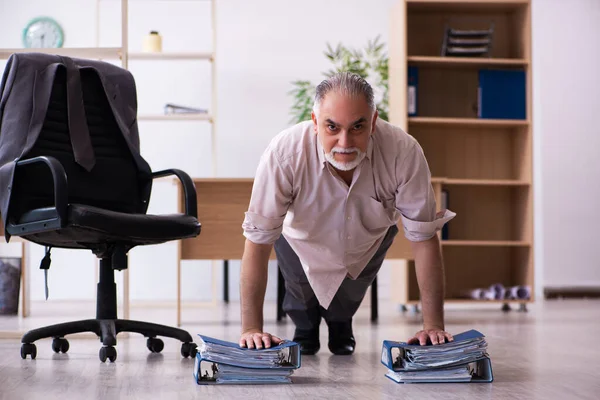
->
[1,299,599,399]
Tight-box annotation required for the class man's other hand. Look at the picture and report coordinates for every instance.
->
[239,329,282,349]
[407,328,454,346]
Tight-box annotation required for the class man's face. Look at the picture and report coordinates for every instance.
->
[312,91,378,172]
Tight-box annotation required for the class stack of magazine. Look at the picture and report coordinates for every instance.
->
[193,335,301,385]
[381,329,493,384]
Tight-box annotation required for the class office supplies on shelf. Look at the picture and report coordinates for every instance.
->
[461,284,531,300]
[193,335,301,385]
[381,329,493,383]
[441,23,494,57]
[408,66,418,116]
[164,103,209,115]
[478,69,526,119]
[142,31,162,53]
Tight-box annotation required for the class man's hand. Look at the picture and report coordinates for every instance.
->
[408,327,453,346]
[239,329,282,349]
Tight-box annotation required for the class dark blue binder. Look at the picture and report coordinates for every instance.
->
[408,66,418,116]
[478,69,526,120]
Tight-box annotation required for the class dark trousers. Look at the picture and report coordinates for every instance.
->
[274,225,399,331]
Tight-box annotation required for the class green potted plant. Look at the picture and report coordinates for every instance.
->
[288,36,389,124]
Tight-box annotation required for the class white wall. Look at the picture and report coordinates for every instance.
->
[532,0,600,291]
[0,0,397,304]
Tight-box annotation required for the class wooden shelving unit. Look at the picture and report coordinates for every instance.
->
[389,0,533,309]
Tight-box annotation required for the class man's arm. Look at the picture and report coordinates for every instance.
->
[239,238,281,349]
[393,138,455,345]
[408,234,453,345]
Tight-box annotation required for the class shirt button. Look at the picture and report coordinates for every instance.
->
[347,235,351,240]
[347,216,351,220]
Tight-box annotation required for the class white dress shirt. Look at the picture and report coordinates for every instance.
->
[242,118,455,309]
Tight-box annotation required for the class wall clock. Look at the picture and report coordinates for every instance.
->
[22,17,64,48]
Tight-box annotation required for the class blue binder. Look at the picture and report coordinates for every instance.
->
[478,69,526,120]
[408,66,418,116]
[193,335,301,385]
[381,329,494,383]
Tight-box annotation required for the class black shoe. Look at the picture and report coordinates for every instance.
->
[293,328,320,355]
[327,320,355,355]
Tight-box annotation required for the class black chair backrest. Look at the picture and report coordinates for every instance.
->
[13,66,147,218]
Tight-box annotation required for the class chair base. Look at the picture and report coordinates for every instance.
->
[20,318,197,362]
[19,250,198,362]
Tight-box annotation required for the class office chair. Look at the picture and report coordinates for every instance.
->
[0,53,201,362]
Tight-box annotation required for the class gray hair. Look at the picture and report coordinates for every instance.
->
[312,72,376,116]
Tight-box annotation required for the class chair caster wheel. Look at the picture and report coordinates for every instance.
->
[52,338,70,354]
[147,338,164,353]
[21,343,37,360]
[181,342,197,358]
[99,346,117,363]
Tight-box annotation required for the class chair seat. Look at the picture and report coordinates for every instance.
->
[17,204,201,249]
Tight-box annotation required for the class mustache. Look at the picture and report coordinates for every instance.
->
[330,147,361,154]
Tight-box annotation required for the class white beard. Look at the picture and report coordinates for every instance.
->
[324,146,366,171]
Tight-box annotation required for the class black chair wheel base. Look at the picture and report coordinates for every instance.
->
[52,338,70,354]
[20,343,37,360]
[147,338,164,353]
[181,342,197,358]
[99,346,117,363]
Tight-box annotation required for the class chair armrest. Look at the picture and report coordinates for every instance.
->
[152,169,197,218]
[15,156,69,224]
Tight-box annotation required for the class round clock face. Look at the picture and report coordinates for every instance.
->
[22,17,64,48]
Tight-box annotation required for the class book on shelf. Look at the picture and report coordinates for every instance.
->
[408,66,418,116]
[381,329,493,384]
[478,69,526,119]
[193,335,301,385]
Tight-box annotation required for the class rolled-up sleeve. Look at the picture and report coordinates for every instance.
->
[395,141,456,242]
[242,143,293,245]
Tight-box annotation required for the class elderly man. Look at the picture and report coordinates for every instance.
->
[238,72,455,355]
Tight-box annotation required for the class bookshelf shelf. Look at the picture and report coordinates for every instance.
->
[408,117,529,128]
[389,0,533,310]
[441,240,531,246]
[404,299,532,305]
[443,179,530,186]
[408,56,529,68]
[138,114,212,122]
[0,47,122,60]
[406,0,529,12]
[128,52,213,61]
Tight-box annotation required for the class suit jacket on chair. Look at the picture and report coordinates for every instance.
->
[0,52,152,240]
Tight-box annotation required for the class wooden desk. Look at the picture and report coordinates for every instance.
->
[175,178,414,326]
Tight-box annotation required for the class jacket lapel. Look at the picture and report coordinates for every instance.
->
[24,63,60,156]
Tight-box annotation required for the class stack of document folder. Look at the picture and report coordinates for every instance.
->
[381,329,493,383]
[193,335,301,385]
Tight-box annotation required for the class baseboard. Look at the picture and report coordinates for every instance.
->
[544,286,600,299]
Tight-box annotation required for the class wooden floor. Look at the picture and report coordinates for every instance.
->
[0,299,599,399]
